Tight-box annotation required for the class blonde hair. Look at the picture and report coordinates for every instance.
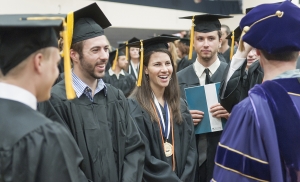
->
[168,42,179,71]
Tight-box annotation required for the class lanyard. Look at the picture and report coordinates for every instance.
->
[153,94,170,140]
[130,61,138,78]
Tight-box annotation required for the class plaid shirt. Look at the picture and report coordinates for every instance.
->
[72,72,106,101]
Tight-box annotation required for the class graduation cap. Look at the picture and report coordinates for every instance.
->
[127,36,179,86]
[0,14,75,99]
[239,1,300,53]
[180,14,233,59]
[124,37,140,61]
[66,3,111,48]
[109,49,126,71]
[117,41,126,49]
[160,34,180,38]
[225,26,242,60]
[179,38,190,46]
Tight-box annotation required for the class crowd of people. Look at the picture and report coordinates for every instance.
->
[1,0,300,182]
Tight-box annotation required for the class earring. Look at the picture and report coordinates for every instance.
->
[145,74,149,81]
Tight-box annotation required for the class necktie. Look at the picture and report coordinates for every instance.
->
[84,87,93,102]
[204,68,210,84]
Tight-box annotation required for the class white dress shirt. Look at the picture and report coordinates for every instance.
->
[108,68,125,79]
[193,58,221,85]
[0,82,37,110]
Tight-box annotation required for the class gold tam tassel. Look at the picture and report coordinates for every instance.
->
[22,15,76,99]
[188,15,195,60]
[112,49,118,71]
[137,40,144,87]
[125,41,129,61]
[230,30,235,60]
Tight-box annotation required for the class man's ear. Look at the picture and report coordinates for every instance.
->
[70,49,79,63]
[33,52,44,74]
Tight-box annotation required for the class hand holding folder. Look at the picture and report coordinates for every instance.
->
[184,82,227,134]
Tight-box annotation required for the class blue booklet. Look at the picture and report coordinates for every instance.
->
[184,82,226,134]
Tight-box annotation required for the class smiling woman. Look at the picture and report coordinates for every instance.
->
[128,36,197,181]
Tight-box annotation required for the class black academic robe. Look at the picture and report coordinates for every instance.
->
[177,53,196,72]
[0,99,88,182]
[38,80,145,182]
[220,47,231,64]
[177,61,227,182]
[103,71,136,97]
[221,57,300,113]
[220,59,265,113]
[128,98,197,182]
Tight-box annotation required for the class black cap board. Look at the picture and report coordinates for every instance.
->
[180,14,233,33]
[71,3,111,44]
[0,14,65,75]
[179,38,190,46]
[127,36,179,54]
[127,35,179,86]
[109,50,125,65]
[226,26,242,40]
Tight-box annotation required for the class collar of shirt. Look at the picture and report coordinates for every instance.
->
[0,82,37,110]
[193,57,221,78]
[72,72,107,98]
[273,69,300,80]
[108,68,125,79]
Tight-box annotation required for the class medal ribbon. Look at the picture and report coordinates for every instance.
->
[153,94,170,139]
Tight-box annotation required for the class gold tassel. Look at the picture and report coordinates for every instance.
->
[66,12,74,52]
[63,15,76,99]
[239,10,284,52]
[112,49,118,71]
[125,41,129,61]
[137,40,144,87]
[230,30,235,60]
[21,16,76,99]
[188,15,195,60]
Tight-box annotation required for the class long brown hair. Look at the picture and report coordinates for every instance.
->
[130,49,182,124]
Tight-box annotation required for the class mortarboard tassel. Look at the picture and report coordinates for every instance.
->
[112,49,118,71]
[21,16,76,100]
[239,10,284,52]
[63,12,76,99]
[188,15,195,60]
[125,41,129,61]
[230,30,235,60]
[137,40,144,87]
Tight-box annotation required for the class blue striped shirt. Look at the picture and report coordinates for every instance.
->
[72,72,107,101]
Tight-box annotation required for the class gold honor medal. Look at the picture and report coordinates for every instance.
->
[164,142,173,157]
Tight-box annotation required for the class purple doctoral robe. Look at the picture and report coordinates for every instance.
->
[212,78,300,182]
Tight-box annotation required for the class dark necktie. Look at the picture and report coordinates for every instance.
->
[204,68,210,84]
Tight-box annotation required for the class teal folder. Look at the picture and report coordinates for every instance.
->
[184,82,226,134]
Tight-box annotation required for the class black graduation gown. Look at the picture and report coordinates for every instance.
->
[220,60,262,113]
[0,99,88,182]
[221,57,300,113]
[176,61,227,182]
[220,47,231,64]
[102,71,136,97]
[38,80,145,182]
[177,53,196,72]
[128,98,197,182]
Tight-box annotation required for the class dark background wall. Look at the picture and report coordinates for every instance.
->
[100,0,242,15]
